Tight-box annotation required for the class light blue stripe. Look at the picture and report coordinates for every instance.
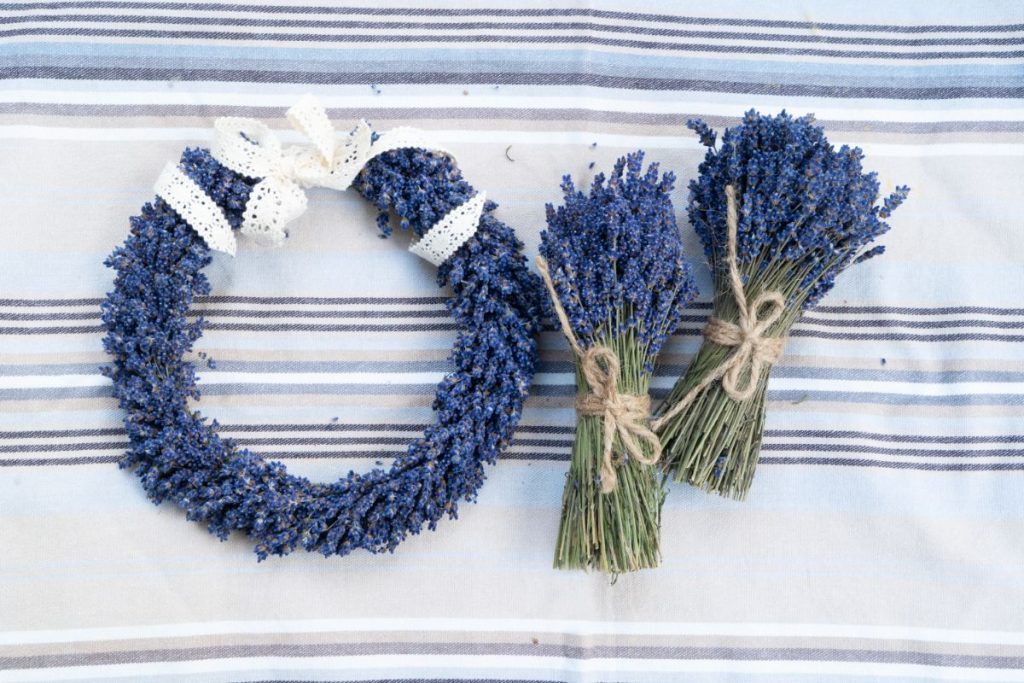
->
[5,70,1024,114]
[6,43,1024,84]
[3,384,1024,406]
[3,329,1024,361]
[7,361,1024,384]
[5,455,1023,518]
[612,0,1024,23]
[5,253,1024,304]
[0,403,1020,440]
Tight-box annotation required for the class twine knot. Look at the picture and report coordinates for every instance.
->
[535,257,661,495]
[651,184,787,431]
[702,290,785,401]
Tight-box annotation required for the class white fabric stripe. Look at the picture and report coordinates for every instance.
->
[5,91,1024,122]
[6,452,1018,466]
[5,617,1024,647]
[8,19,1024,49]
[2,8,1022,39]
[762,437,1024,452]
[5,126,1024,158]
[0,372,448,388]
[5,656,1024,683]
[10,372,1024,395]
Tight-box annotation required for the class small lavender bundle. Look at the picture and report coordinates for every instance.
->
[538,152,698,573]
[652,110,909,499]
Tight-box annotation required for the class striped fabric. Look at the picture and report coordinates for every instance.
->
[2,1,1024,681]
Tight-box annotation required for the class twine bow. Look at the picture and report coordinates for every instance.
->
[651,185,786,432]
[535,256,661,494]
[210,95,450,249]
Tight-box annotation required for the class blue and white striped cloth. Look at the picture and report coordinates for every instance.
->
[2,1,1024,681]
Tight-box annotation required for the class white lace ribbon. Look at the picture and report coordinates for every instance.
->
[155,94,485,262]
[153,162,237,256]
[409,192,488,266]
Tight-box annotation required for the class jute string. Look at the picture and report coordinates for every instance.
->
[650,185,787,432]
[535,255,661,494]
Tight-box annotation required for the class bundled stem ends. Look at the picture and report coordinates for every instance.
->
[553,327,664,573]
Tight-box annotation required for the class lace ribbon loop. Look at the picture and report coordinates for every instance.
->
[210,96,380,246]
[154,95,486,262]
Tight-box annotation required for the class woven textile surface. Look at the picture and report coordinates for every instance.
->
[2,1,1023,681]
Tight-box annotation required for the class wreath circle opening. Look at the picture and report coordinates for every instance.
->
[101,104,545,560]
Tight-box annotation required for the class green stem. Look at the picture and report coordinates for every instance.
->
[553,331,664,574]
[655,257,815,500]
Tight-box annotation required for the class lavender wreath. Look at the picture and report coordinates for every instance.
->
[100,106,544,560]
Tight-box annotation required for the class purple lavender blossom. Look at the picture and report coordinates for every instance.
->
[686,110,909,307]
[538,151,698,371]
[100,143,544,560]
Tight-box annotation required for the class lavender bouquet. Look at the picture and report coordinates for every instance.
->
[538,152,698,573]
[652,110,909,499]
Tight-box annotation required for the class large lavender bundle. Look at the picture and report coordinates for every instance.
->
[652,110,909,499]
[538,152,698,573]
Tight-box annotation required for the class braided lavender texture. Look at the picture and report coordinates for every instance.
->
[101,145,544,560]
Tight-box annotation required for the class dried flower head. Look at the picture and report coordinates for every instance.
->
[539,151,699,371]
[687,110,909,307]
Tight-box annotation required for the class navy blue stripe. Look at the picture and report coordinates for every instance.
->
[7,440,1024,459]
[3,66,1021,97]
[2,40,1023,63]
[812,305,1024,315]
[796,317,1024,330]
[762,444,1024,458]
[1,3,1022,34]
[5,16,1024,47]
[0,436,570,453]
[769,430,1024,444]
[8,324,1024,342]
[6,452,1023,471]
[11,298,1024,316]
[762,457,1024,471]
[5,426,1021,443]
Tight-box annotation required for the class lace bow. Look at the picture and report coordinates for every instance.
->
[155,95,486,263]
[213,95,381,246]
